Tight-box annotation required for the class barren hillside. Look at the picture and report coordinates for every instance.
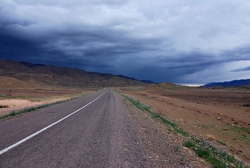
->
[0,60,145,89]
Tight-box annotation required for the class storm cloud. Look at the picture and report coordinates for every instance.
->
[1,0,250,84]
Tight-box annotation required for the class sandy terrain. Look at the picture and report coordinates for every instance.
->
[118,85,250,165]
[0,88,94,116]
[0,98,67,116]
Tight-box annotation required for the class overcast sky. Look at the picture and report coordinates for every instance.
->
[1,0,250,84]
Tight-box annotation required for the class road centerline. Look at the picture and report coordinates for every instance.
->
[0,90,107,155]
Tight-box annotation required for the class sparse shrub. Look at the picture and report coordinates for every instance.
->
[0,105,8,108]
[195,138,243,168]
[243,103,250,107]
[196,148,210,158]
[183,140,196,148]
[9,111,16,116]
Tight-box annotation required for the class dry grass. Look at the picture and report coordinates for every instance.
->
[206,134,216,141]
[0,87,94,116]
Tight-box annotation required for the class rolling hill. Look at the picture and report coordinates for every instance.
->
[0,59,146,89]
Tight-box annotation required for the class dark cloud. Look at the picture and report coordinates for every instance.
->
[13,0,128,7]
[127,52,217,83]
[0,0,250,84]
[231,66,250,72]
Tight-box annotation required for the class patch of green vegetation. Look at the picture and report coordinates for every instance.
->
[199,124,217,130]
[222,127,229,131]
[196,148,228,168]
[183,140,196,148]
[240,134,248,140]
[196,148,210,158]
[231,125,250,135]
[185,138,243,168]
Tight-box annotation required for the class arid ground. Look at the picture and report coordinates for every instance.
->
[0,88,95,116]
[1,84,250,167]
[117,83,250,165]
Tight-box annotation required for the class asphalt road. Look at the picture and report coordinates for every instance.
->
[0,89,144,167]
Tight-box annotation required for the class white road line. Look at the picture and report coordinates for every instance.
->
[0,91,107,155]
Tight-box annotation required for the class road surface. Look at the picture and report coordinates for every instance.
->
[0,89,144,167]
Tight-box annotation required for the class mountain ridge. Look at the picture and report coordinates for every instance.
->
[0,59,148,88]
[204,79,250,87]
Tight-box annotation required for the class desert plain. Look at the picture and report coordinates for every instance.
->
[118,83,250,165]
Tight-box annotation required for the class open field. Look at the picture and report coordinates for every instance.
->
[117,84,250,165]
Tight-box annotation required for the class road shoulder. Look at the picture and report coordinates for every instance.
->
[117,93,210,167]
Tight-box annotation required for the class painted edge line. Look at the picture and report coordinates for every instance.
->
[0,90,107,155]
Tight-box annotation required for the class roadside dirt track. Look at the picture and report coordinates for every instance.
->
[0,89,208,167]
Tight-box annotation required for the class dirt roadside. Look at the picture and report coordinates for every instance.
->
[121,93,210,167]
[117,85,250,166]
[0,98,68,116]
[0,89,93,117]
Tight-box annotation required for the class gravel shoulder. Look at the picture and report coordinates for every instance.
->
[118,92,210,167]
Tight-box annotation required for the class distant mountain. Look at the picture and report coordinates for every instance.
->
[116,75,156,84]
[0,59,147,88]
[19,61,46,68]
[140,80,155,84]
[117,75,137,81]
[204,79,250,87]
